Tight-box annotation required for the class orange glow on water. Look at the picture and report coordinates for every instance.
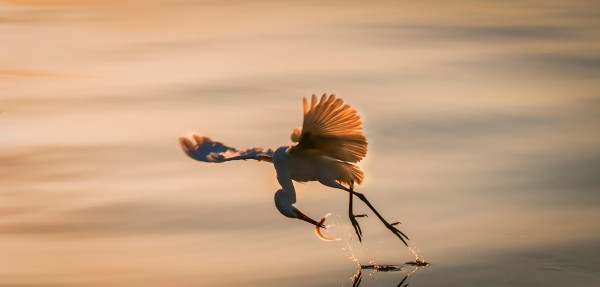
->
[2,0,600,286]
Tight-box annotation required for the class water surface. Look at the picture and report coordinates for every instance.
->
[1,1,599,286]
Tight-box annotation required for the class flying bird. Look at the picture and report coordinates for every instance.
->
[179,94,409,245]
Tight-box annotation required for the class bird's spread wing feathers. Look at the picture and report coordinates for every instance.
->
[179,134,274,163]
[290,94,367,163]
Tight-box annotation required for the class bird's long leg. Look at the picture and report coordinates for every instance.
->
[348,181,367,242]
[351,190,409,246]
[318,178,407,245]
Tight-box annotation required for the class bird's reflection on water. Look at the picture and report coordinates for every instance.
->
[360,264,402,272]
[349,262,429,287]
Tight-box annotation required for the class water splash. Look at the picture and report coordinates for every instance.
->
[316,213,361,266]
[315,213,429,286]
[408,246,424,262]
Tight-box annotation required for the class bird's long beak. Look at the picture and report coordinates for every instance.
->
[295,208,326,228]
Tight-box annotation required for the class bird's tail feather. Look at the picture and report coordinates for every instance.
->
[338,162,364,186]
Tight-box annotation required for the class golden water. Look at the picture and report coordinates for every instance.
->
[1,1,599,286]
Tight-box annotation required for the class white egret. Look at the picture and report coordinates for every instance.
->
[179,94,409,245]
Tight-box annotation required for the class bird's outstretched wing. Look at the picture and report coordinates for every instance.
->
[179,134,274,163]
[289,94,367,163]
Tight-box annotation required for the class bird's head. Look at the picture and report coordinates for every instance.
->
[274,189,325,228]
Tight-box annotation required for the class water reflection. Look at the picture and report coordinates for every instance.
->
[350,264,427,287]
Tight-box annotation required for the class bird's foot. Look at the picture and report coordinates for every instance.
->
[349,212,367,242]
[384,221,409,246]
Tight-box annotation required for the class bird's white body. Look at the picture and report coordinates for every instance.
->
[275,146,360,188]
[288,152,342,183]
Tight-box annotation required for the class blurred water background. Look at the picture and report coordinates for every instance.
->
[1,0,599,286]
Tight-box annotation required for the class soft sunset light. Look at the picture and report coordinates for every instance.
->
[2,1,599,286]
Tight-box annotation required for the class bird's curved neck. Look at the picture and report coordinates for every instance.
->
[272,146,294,190]
[274,189,296,218]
